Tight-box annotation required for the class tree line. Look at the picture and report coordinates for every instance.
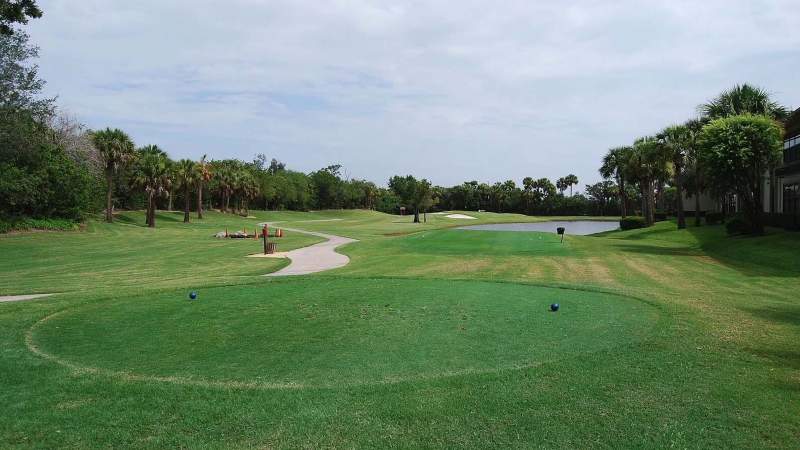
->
[1,24,621,229]
[600,84,789,235]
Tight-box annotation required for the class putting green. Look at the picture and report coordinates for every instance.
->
[30,278,659,388]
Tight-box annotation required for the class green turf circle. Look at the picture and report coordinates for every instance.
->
[32,277,659,388]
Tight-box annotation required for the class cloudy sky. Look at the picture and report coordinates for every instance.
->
[27,0,800,188]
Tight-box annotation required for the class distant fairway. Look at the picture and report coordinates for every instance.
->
[30,278,658,388]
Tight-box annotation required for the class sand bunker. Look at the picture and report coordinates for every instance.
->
[445,214,477,220]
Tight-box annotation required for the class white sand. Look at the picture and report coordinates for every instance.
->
[0,293,54,303]
[445,214,477,220]
[246,252,289,259]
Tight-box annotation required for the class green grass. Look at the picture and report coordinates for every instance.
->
[1,209,799,448]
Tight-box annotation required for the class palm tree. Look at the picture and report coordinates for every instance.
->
[214,163,233,213]
[131,146,170,228]
[660,125,692,229]
[600,146,632,218]
[194,154,211,219]
[700,83,789,121]
[565,174,579,196]
[681,119,706,226]
[91,128,135,222]
[174,159,196,223]
[627,137,670,226]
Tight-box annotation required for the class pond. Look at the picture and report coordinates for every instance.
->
[457,220,619,235]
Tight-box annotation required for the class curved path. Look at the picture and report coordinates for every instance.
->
[258,224,358,276]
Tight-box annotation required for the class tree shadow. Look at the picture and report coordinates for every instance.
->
[686,226,800,277]
[607,223,800,277]
[609,244,702,257]
[741,304,800,327]
[115,211,183,227]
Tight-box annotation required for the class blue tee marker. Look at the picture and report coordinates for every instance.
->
[550,303,559,312]
[189,291,198,300]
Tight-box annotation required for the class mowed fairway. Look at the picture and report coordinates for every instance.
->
[1,209,799,448]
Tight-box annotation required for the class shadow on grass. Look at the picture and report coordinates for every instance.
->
[115,211,184,227]
[606,221,800,277]
[610,244,702,257]
[741,304,800,327]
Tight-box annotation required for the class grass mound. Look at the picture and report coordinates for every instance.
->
[31,277,658,388]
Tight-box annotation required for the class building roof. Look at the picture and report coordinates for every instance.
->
[786,107,800,139]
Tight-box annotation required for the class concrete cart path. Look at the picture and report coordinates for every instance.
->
[258,224,358,276]
[0,294,55,303]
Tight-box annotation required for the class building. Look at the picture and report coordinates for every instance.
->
[773,107,800,214]
[683,107,800,225]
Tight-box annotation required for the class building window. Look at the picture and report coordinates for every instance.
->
[784,183,800,214]
[785,136,800,164]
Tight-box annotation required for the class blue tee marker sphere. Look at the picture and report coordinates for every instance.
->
[189,291,197,300]
[550,303,559,312]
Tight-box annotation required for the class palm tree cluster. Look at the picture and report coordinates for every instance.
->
[91,132,215,227]
[600,83,789,230]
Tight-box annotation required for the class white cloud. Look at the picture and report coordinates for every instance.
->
[28,0,800,187]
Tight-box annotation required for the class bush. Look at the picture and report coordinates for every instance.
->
[654,210,668,222]
[705,212,725,225]
[0,217,79,234]
[620,216,647,230]
[725,215,753,235]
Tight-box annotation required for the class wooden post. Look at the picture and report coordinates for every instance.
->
[262,225,268,255]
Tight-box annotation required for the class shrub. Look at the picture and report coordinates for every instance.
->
[654,210,668,222]
[725,215,753,235]
[705,212,725,225]
[0,217,79,233]
[620,216,647,230]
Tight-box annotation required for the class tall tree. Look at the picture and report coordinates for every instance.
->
[389,175,434,223]
[698,114,783,234]
[174,159,195,223]
[0,31,53,118]
[585,181,617,216]
[683,119,707,226]
[131,145,170,228]
[564,174,579,196]
[194,154,211,219]
[628,137,670,226]
[0,0,42,35]
[92,128,135,222]
[700,83,789,122]
[600,146,632,218]
[556,177,568,195]
[659,125,691,229]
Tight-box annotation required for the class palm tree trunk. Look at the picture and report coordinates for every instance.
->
[197,185,203,219]
[675,164,686,229]
[184,185,191,223]
[105,171,114,223]
[148,191,156,228]
[641,185,648,222]
[648,182,656,225]
[694,171,702,226]
[618,176,627,218]
[145,192,151,226]
[168,192,173,211]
